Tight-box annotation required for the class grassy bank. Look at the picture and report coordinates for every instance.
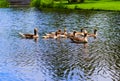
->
[31,0,53,8]
[1,0,119,11]
[31,0,120,11]
[54,1,120,11]
[0,0,9,7]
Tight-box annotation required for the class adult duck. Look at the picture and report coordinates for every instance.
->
[19,28,39,39]
[69,32,88,43]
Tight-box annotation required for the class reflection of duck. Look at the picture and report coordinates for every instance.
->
[19,28,39,39]
[69,32,88,43]
[88,29,97,38]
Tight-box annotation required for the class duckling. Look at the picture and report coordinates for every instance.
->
[69,32,88,43]
[42,32,58,39]
[67,31,76,38]
[63,28,67,35]
[45,29,62,36]
[57,29,62,35]
[84,29,88,34]
[75,28,84,36]
[59,28,68,38]
[75,28,88,37]
[45,32,55,36]
[88,29,97,38]
[19,28,39,39]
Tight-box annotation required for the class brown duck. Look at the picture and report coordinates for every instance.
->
[19,28,39,39]
[88,29,97,38]
[69,31,88,43]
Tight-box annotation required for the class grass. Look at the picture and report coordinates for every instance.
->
[1,0,120,11]
[30,0,54,8]
[53,1,120,11]
[0,0,9,7]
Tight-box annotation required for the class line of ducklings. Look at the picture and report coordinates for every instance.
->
[19,28,97,43]
[42,28,97,43]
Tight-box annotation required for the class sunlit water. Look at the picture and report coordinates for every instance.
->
[0,8,120,81]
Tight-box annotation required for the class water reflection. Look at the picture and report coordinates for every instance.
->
[0,8,120,81]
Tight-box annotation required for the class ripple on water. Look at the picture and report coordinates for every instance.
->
[0,8,120,81]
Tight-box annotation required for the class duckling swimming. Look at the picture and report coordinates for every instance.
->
[75,28,84,36]
[42,32,58,39]
[88,29,97,38]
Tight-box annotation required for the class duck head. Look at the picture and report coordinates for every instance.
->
[55,32,58,36]
[58,29,62,32]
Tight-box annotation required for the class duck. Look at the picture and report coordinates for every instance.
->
[56,29,62,36]
[75,28,88,37]
[58,28,68,38]
[88,29,97,38]
[45,29,62,36]
[45,32,55,37]
[84,29,88,34]
[42,31,58,39]
[63,28,67,35]
[69,32,88,43]
[46,28,68,38]
[75,28,84,36]
[67,31,76,38]
[19,28,39,39]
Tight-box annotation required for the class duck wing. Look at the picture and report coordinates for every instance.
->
[19,32,34,38]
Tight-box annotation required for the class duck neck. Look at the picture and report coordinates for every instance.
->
[84,30,87,34]
[55,32,58,36]
[73,31,76,36]
[84,33,88,42]
[94,30,97,35]
[34,30,38,36]
[81,28,83,32]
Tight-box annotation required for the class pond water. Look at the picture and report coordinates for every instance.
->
[0,8,120,81]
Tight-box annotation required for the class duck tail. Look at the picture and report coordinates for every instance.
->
[42,36,48,39]
[19,32,25,38]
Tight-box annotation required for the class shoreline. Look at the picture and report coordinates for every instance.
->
[1,1,120,12]
[52,1,120,12]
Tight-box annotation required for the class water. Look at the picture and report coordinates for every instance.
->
[0,8,120,81]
